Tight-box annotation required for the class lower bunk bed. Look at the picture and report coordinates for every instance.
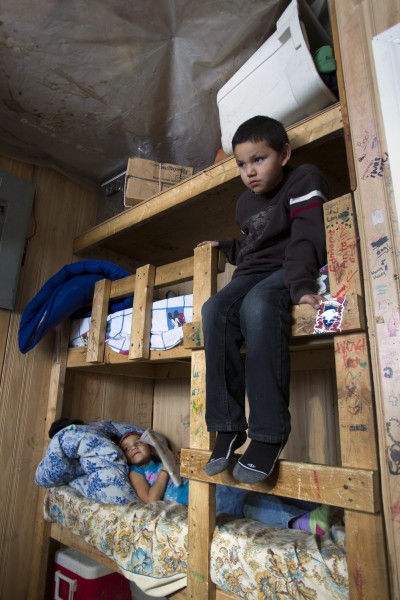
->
[44,485,348,599]
[35,417,347,598]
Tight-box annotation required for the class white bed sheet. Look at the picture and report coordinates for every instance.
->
[69,294,193,353]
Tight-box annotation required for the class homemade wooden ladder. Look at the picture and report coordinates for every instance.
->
[181,192,390,600]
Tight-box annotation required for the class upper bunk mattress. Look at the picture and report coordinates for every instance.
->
[69,294,193,353]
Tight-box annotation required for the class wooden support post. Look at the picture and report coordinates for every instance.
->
[324,191,390,597]
[186,244,219,599]
[323,193,362,298]
[335,331,389,600]
[28,325,69,600]
[334,3,400,596]
[192,244,219,321]
[187,350,216,600]
[86,278,111,363]
[129,264,156,360]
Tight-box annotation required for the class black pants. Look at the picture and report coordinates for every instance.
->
[202,269,291,443]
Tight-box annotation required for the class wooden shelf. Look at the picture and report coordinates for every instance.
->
[73,104,346,267]
[66,345,192,378]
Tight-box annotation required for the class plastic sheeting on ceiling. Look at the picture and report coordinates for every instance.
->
[0,0,330,190]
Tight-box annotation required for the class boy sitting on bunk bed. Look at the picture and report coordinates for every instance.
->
[198,115,328,484]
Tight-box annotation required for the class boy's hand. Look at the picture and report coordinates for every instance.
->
[196,240,219,248]
[298,294,327,310]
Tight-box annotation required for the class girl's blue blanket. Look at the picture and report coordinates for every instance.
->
[18,260,132,353]
[35,421,143,504]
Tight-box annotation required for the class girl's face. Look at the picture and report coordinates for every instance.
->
[120,434,152,466]
[234,139,291,194]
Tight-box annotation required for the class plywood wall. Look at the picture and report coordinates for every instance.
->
[0,155,98,600]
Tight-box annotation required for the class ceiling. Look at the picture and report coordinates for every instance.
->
[0,0,331,192]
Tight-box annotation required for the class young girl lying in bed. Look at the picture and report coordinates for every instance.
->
[119,430,189,505]
[119,429,335,535]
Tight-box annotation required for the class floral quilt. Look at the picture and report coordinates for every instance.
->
[36,421,144,504]
[45,486,188,596]
[211,518,348,599]
[44,486,348,599]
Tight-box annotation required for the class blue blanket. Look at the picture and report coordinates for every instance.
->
[19,260,132,353]
[35,421,144,504]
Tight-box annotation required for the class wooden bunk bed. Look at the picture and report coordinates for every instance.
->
[29,105,390,599]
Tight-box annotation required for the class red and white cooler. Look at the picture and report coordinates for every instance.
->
[52,548,132,600]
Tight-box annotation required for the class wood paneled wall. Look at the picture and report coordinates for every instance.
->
[0,156,98,600]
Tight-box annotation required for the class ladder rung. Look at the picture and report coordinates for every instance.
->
[181,448,380,513]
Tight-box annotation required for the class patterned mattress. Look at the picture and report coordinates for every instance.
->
[69,294,193,353]
[45,486,348,598]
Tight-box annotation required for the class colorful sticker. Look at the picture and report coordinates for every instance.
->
[314,297,346,334]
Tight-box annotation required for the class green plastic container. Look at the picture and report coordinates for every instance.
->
[314,45,336,73]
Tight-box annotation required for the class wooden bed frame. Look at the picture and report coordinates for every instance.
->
[28,81,391,600]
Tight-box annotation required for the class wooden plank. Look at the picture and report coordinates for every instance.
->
[67,345,192,370]
[183,322,203,348]
[344,511,390,600]
[153,362,191,379]
[62,371,155,428]
[0,309,11,380]
[152,378,191,451]
[335,4,400,596]
[324,193,362,298]
[28,326,70,600]
[289,346,334,371]
[170,588,236,600]
[109,256,195,300]
[286,367,340,465]
[287,102,343,149]
[192,244,219,321]
[184,294,364,347]
[190,350,213,451]
[181,448,379,513]
[154,256,195,289]
[129,264,156,360]
[330,1,357,191]
[187,480,216,600]
[86,278,111,363]
[335,332,379,468]
[50,523,123,572]
[109,273,136,300]
[334,328,389,600]
[73,106,344,261]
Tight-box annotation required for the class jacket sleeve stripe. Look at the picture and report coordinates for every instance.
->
[289,189,328,205]
[290,201,323,218]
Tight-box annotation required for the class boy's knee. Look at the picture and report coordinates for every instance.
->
[202,295,218,323]
[241,291,270,316]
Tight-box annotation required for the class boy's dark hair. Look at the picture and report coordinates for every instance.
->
[232,115,289,153]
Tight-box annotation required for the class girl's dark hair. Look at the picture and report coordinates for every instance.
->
[232,115,289,153]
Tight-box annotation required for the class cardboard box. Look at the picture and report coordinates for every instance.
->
[52,548,131,600]
[124,157,194,207]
